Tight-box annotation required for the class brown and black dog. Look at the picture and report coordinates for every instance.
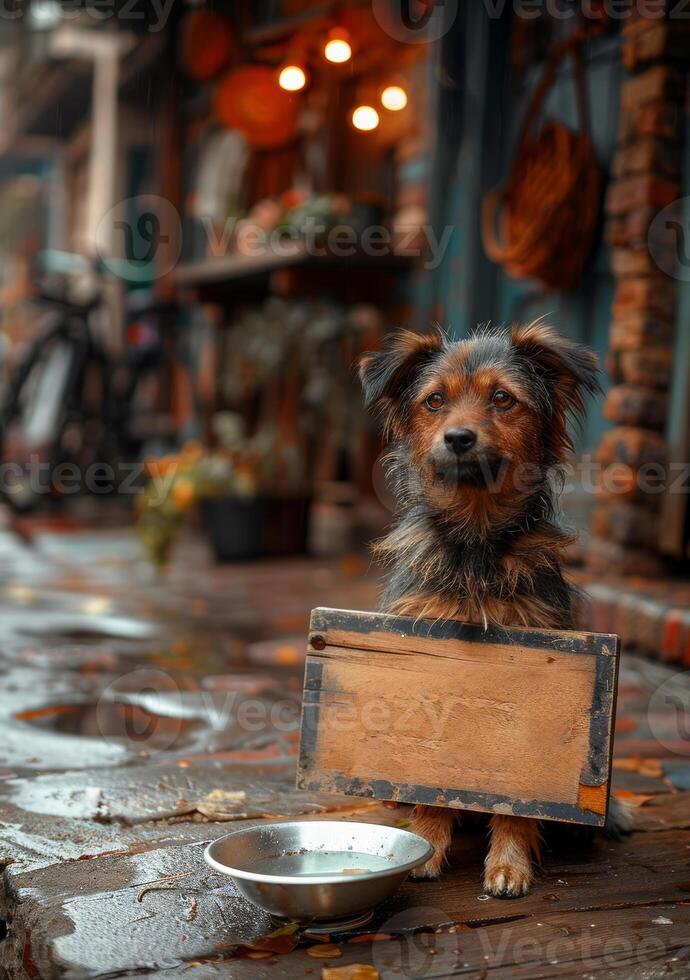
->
[359,321,630,897]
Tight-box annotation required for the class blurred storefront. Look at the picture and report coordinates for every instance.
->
[0,1,689,609]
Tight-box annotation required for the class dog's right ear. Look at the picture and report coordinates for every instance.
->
[358,328,445,437]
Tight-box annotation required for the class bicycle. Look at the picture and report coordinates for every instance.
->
[0,251,197,511]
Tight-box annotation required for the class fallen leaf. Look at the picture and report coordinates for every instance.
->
[233,922,300,957]
[200,789,247,803]
[347,934,393,944]
[191,788,253,820]
[15,705,77,721]
[260,921,300,938]
[307,944,343,959]
[303,931,332,944]
[276,645,302,666]
[639,763,666,779]
[322,966,379,980]
[613,789,654,807]
[613,757,663,779]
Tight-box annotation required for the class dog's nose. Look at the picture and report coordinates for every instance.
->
[444,428,477,454]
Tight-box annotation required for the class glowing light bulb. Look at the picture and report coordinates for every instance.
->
[381,85,408,111]
[324,33,352,63]
[278,64,307,91]
[352,105,379,131]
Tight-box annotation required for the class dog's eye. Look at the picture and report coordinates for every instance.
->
[424,392,444,411]
[492,389,516,410]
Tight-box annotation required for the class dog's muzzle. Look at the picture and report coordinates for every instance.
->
[432,453,507,488]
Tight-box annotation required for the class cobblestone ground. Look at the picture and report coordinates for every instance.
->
[0,525,688,979]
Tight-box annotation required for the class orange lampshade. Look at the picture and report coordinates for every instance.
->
[216,65,298,149]
[181,9,236,81]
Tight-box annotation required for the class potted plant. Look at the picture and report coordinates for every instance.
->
[200,412,311,562]
[136,416,311,567]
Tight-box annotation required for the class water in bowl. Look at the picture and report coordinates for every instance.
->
[254,850,394,878]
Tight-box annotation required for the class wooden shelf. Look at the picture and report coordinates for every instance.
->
[174,246,413,289]
[175,245,307,287]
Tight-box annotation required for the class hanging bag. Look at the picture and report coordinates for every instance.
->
[482,38,602,292]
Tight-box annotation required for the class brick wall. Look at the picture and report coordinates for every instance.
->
[589,9,689,576]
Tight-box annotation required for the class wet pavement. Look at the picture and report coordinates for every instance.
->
[0,525,688,978]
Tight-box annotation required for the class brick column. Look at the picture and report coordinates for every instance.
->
[589,12,689,577]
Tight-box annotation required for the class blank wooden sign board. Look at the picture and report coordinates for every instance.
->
[297,608,620,827]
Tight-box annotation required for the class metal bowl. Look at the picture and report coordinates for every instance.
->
[204,820,434,923]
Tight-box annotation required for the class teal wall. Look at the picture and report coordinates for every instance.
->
[430,9,622,452]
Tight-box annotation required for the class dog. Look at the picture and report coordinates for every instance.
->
[359,320,631,897]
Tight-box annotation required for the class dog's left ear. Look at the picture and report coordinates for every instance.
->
[512,321,600,456]
[359,328,445,437]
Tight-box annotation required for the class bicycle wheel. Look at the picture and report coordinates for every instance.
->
[1,322,88,511]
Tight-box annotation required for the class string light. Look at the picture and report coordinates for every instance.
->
[381,85,407,111]
[278,64,308,92]
[324,28,352,63]
[352,105,379,131]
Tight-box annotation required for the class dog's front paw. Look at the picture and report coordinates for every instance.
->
[484,814,540,898]
[408,804,455,881]
[483,862,532,898]
[410,852,442,881]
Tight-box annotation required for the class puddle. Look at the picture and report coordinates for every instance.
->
[18,613,159,641]
[15,700,201,751]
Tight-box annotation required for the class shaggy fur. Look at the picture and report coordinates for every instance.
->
[359,321,629,897]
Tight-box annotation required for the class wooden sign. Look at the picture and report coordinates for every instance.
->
[297,608,620,827]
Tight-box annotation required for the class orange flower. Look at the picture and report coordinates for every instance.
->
[281,188,306,210]
[181,441,204,463]
[172,480,196,510]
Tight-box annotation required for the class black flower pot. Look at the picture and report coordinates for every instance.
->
[202,496,311,562]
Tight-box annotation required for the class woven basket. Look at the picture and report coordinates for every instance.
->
[483,40,602,293]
